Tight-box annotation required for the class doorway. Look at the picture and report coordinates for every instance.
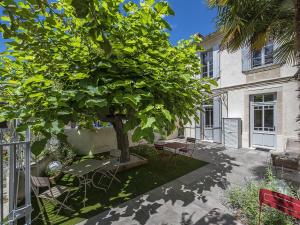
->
[250,93,276,149]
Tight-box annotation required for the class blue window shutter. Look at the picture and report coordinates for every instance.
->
[213,44,220,78]
[242,46,251,72]
[213,97,222,143]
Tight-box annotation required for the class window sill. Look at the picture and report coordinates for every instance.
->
[242,63,282,75]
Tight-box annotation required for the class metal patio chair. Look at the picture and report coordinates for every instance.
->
[93,152,121,191]
[31,176,74,215]
[178,137,196,157]
[258,189,300,225]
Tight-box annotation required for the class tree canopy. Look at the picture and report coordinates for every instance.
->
[0,0,215,162]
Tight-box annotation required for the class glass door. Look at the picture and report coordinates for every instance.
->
[251,94,276,149]
[203,105,213,141]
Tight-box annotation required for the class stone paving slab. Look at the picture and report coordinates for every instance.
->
[77,142,287,225]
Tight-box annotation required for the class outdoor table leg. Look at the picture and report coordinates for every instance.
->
[76,175,90,207]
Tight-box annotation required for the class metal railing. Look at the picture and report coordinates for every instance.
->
[0,121,31,225]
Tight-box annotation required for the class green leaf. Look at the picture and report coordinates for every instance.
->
[124,46,137,53]
[100,32,112,57]
[134,81,147,88]
[132,127,143,142]
[1,16,10,22]
[31,138,48,156]
[23,75,45,86]
[70,73,89,80]
[162,108,172,122]
[85,99,107,108]
[142,117,155,129]
[123,2,138,13]
[71,0,90,18]
[124,94,141,107]
[209,79,218,86]
[50,120,62,134]
[161,20,172,30]
[154,2,175,16]
[84,85,100,96]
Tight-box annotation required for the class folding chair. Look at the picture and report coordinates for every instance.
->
[258,189,300,225]
[178,137,196,157]
[93,152,121,191]
[31,176,74,215]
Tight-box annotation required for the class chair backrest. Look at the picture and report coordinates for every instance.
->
[154,143,164,151]
[259,189,300,219]
[186,137,196,144]
[31,176,51,188]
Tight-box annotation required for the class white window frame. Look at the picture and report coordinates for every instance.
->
[201,50,213,78]
[203,105,213,128]
[251,93,276,132]
[251,41,274,68]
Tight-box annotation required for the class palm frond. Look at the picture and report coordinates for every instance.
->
[210,0,297,64]
[207,0,228,7]
[275,36,297,65]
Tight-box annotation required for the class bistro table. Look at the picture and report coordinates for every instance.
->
[163,142,187,155]
[62,159,109,207]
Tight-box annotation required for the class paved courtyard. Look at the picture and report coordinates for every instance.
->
[77,141,299,225]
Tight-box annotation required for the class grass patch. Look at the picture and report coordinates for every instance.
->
[31,145,208,225]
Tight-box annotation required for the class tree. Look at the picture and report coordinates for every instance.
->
[208,0,299,67]
[0,0,215,162]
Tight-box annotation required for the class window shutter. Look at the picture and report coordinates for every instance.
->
[213,97,222,143]
[241,46,251,72]
[213,44,220,78]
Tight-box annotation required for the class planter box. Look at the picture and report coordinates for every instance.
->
[117,153,148,172]
[271,152,300,171]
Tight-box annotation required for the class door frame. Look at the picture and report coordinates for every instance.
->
[250,97,277,149]
[202,105,214,141]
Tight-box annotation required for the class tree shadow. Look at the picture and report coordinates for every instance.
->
[79,142,245,225]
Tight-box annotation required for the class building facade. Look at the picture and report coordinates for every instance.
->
[184,32,299,152]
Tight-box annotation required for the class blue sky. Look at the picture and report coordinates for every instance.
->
[0,0,216,51]
[167,0,217,45]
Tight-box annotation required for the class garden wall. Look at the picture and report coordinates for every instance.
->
[65,127,178,155]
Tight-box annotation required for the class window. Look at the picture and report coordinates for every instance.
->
[252,40,274,68]
[252,93,276,132]
[253,93,276,102]
[254,105,275,131]
[201,51,213,78]
[204,106,213,128]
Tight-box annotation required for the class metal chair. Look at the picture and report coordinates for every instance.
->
[93,152,121,191]
[258,189,300,225]
[178,137,196,157]
[31,176,74,215]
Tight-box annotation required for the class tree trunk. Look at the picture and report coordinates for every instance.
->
[112,116,130,163]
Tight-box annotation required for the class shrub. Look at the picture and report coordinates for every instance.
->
[228,169,300,225]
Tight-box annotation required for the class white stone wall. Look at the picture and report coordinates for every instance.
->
[219,49,246,88]
[224,81,299,151]
[197,33,299,151]
[65,127,178,155]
